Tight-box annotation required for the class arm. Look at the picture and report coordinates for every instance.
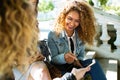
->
[48,31,66,64]
[30,61,52,80]
[53,67,90,80]
[48,31,79,64]
[76,40,85,60]
[30,61,90,80]
[73,45,85,67]
[73,39,85,67]
[30,61,75,80]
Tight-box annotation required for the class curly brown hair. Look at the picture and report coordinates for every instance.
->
[0,0,37,78]
[54,0,96,45]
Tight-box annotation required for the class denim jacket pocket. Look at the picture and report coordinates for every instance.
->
[55,40,67,53]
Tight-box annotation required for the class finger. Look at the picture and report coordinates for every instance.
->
[68,54,78,60]
[85,66,91,72]
[69,53,78,60]
[70,54,78,60]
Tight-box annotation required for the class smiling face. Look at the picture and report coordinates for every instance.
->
[64,10,80,36]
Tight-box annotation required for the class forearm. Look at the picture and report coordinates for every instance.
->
[51,54,66,64]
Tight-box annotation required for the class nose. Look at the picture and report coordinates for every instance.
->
[70,21,75,26]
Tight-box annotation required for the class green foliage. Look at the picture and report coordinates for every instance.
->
[90,0,120,16]
[116,11,120,16]
[103,5,120,16]
[115,7,120,16]
[98,0,108,6]
[38,0,54,13]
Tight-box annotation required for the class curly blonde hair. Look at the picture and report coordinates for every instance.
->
[54,0,96,45]
[0,0,37,78]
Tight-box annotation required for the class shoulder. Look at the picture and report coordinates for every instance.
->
[29,62,51,80]
[30,61,47,70]
[30,61,48,76]
[48,31,57,39]
[48,31,55,36]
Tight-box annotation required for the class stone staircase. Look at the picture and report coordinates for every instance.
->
[85,51,118,80]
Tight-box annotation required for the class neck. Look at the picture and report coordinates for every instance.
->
[66,30,74,37]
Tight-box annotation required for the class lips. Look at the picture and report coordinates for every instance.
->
[68,26,74,30]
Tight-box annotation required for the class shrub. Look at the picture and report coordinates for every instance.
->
[38,0,54,13]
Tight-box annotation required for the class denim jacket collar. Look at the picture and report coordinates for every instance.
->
[60,30,83,45]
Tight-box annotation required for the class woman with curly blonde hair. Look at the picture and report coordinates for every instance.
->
[48,0,107,80]
[0,0,37,79]
[0,0,90,80]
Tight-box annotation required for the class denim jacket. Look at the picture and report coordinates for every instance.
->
[48,30,85,65]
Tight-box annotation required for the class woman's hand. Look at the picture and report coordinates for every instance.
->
[71,67,90,80]
[64,52,77,64]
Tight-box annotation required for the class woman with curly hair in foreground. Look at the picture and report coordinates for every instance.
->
[0,0,90,80]
[0,0,36,79]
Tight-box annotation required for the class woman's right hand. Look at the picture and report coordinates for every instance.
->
[71,67,90,80]
[64,52,77,64]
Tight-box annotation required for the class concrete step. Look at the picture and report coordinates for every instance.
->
[98,58,118,80]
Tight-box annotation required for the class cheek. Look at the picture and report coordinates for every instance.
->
[74,23,79,28]
[65,19,69,27]
[65,19,69,24]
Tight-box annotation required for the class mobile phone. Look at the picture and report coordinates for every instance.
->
[88,59,96,67]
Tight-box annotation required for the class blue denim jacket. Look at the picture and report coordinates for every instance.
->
[48,30,85,64]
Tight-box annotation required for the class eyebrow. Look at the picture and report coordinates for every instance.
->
[67,16,80,21]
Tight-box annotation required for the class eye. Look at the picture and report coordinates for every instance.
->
[67,17,73,21]
[75,19,80,23]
